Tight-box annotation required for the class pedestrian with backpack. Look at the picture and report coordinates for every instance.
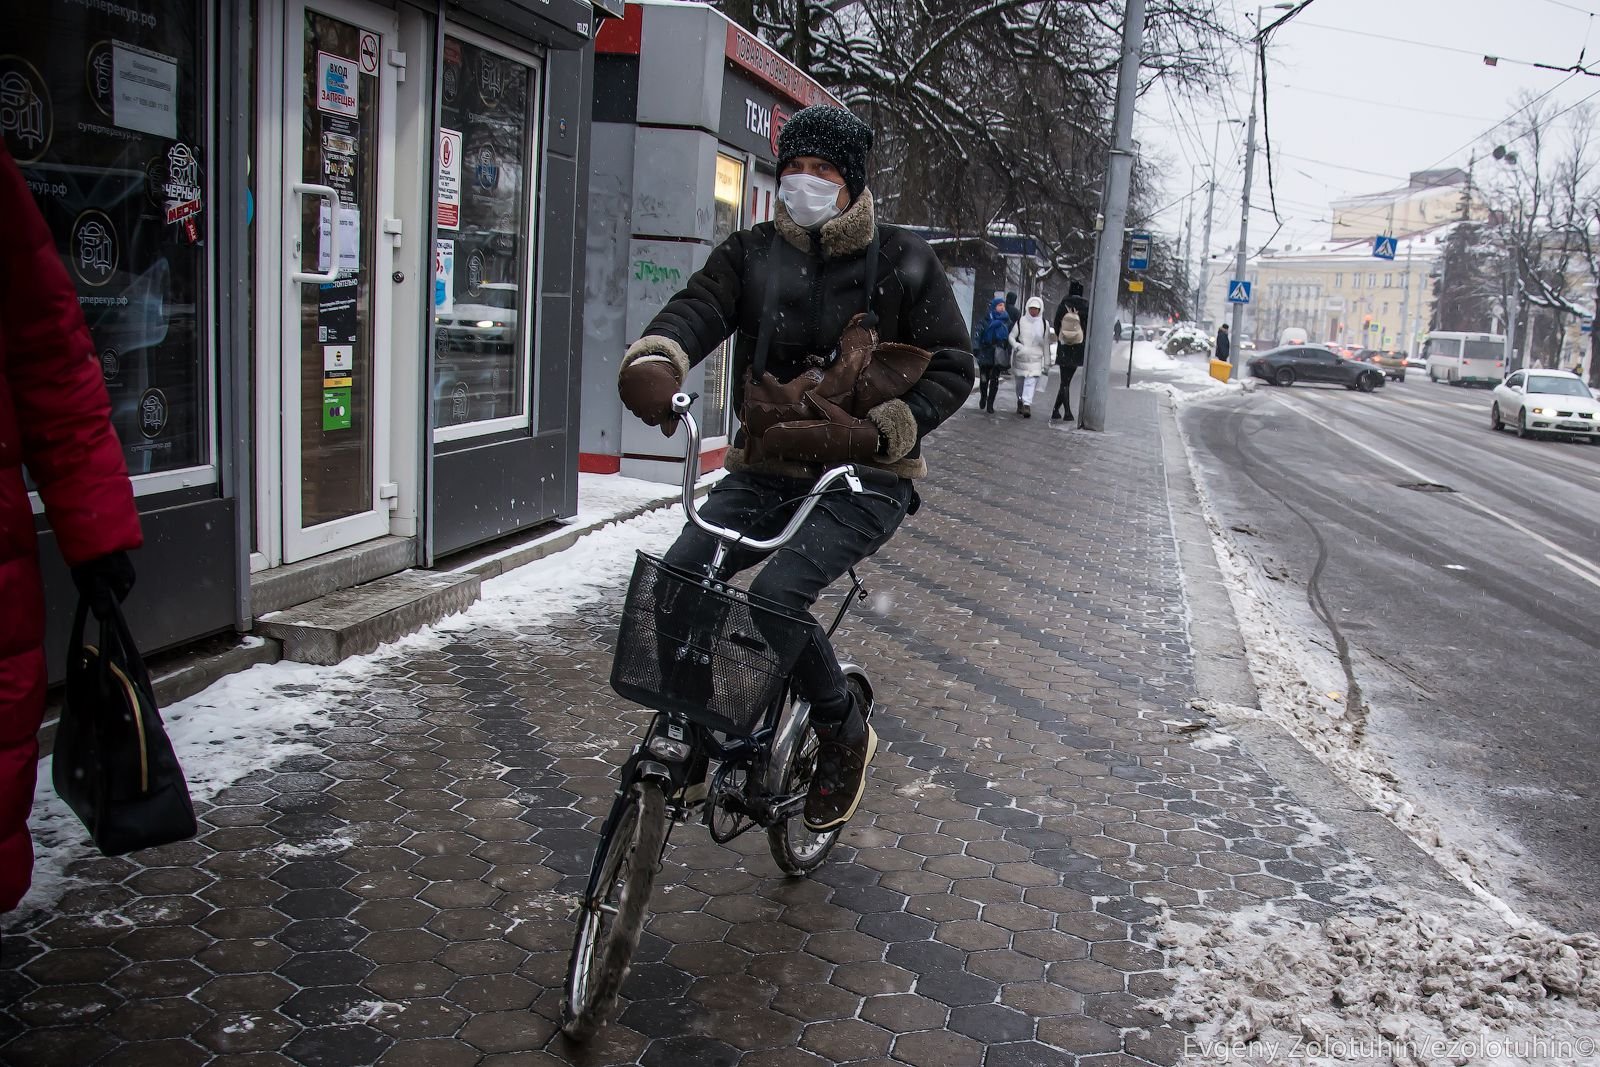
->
[973,297,1010,414]
[1052,280,1089,422]
[1007,297,1053,417]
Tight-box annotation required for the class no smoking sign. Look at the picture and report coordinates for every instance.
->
[359,32,380,74]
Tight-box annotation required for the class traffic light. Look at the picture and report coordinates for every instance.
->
[1363,314,1373,331]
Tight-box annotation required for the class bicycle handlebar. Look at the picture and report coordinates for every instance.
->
[671,391,889,553]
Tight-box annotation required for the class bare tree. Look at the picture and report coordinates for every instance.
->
[1480,96,1600,376]
[714,0,1233,306]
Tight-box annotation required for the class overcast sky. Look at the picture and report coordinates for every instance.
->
[1138,0,1600,262]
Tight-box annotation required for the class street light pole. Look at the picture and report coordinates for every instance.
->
[1080,0,1146,432]
[1229,4,1293,376]
[1195,119,1240,325]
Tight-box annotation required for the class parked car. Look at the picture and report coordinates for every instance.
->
[1489,369,1600,441]
[1363,350,1411,381]
[1247,345,1386,391]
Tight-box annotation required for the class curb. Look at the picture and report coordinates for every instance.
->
[1155,392,1468,903]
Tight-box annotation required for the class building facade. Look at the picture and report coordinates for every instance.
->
[1246,230,1448,353]
[10,0,616,678]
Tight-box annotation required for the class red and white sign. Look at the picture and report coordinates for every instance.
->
[724,23,839,109]
[437,128,461,230]
[316,51,358,117]
[358,31,380,74]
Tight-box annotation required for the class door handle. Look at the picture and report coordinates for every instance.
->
[291,182,341,284]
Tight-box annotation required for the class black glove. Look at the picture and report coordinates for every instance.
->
[72,550,136,621]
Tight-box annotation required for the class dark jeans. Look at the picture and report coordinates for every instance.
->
[978,365,1003,410]
[663,469,915,721]
[1054,363,1080,416]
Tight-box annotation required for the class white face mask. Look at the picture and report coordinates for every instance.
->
[779,173,845,229]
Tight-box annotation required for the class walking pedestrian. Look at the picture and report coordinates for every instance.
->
[973,296,1010,414]
[1214,323,1230,363]
[1008,296,1053,418]
[1114,319,1123,343]
[0,142,142,913]
[1052,280,1089,422]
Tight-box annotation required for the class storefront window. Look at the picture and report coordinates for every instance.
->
[701,153,744,440]
[432,35,539,434]
[6,3,210,480]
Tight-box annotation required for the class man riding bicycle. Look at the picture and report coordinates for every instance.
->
[616,105,974,834]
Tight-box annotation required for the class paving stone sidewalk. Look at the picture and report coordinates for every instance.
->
[0,389,1373,1066]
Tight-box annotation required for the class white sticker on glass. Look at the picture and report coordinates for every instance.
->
[316,51,359,117]
[112,42,178,139]
[317,202,361,272]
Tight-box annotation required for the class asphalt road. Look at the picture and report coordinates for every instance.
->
[1181,370,1600,932]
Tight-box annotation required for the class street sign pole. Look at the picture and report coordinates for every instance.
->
[1127,291,1139,388]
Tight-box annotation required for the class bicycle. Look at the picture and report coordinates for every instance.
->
[560,391,896,1040]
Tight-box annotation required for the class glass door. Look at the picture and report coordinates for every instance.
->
[279,0,397,561]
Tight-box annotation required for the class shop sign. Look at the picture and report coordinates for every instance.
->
[316,51,358,117]
[719,74,792,161]
[437,127,461,229]
[723,22,838,109]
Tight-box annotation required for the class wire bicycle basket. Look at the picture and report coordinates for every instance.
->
[610,553,815,736]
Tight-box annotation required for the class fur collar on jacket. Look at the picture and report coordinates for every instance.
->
[775,188,876,259]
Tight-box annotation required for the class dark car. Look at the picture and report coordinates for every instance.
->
[1248,345,1386,392]
[1362,349,1412,381]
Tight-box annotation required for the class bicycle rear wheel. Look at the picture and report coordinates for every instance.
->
[766,675,870,876]
[562,780,667,1040]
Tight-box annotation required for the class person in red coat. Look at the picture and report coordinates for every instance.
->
[0,142,142,912]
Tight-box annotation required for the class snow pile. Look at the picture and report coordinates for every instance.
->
[1133,378,1253,407]
[1164,324,1214,356]
[1159,902,1600,1064]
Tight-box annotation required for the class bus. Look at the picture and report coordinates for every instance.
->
[1423,331,1506,387]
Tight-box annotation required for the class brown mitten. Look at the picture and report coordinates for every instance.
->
[619,357,681,435]
[742,368,823,438]
[761,392,881,465]
[813,312,878,402]
[850,340,932,413]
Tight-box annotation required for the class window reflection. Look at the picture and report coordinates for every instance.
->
[8,2,208,480]
[433,37,536,431]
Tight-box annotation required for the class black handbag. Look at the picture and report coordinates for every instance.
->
[53,599,197,857]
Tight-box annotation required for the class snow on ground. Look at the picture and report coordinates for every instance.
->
[19,483,688,914]
[1127,340,1257,406]
[1164,415,1600,1061]
[575,471,678,523]
[1158,900,1600,1065]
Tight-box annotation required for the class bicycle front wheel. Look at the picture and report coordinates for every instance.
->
[562,780,667,1041]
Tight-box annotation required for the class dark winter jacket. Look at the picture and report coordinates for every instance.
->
[1053,295,1090,369]
[623,191,974,479]
[973,300,1011,369]
[1214,327,1231,361]
[1,143,142,911]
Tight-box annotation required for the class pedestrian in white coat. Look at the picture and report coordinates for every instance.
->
[1008,297,1054,417]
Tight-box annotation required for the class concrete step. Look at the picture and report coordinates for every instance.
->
[256,570,481,665]
[251,535,416,617]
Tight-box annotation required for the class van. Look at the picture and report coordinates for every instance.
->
[1278,327,1308,346]
[1423,331,1505,386]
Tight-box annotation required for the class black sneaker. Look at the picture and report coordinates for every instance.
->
[804,700,878,832]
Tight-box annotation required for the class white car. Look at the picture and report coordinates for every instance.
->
[1490,369,1600,442]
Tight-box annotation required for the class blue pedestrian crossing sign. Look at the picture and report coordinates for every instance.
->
[1227,279,1252,304]
[1373,235,1397,260]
